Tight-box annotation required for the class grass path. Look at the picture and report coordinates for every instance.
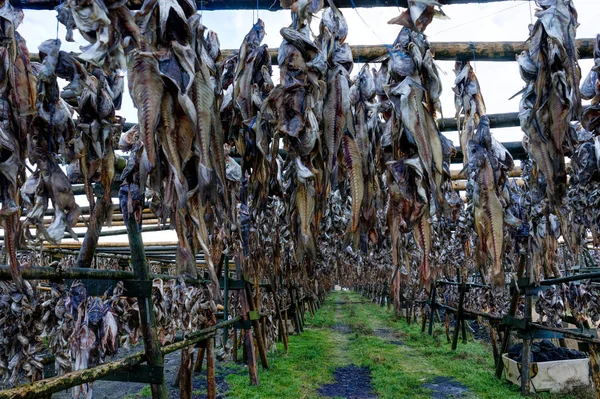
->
[225,291,589,399]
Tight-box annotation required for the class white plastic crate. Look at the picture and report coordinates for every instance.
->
[502,353,591,393]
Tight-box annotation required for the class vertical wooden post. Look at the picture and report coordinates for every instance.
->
[496,250,527,379]
[521,241,534,396]
[260,316,268,351]
[298,297,306,327]
[123,205,168,399]
[207,336,216,399]
[222,257,229,346]
[232,327,238,362]
[588,344,600,399]
[244,282,269,369]
[521,292,533,395]
[283,309,290,339]
[180,347,194,399]
[452,282,466,351]
[428,282,437,336]
[489,322,500,367]
[421,302,427,333]
[240,293,259,385]
[521,337,532,395]
[75,197,110,268]
[194,343,206,373]
[269,276,288,352]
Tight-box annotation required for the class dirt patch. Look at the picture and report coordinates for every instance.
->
[423,377,470,398]
[318,365,378,398]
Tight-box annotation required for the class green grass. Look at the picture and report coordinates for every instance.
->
[222,291,593,399]
[124,385,151,398]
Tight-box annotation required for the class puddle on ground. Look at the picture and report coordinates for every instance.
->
[423,377,470,398]
[318,365,378,399]
[331,323,353,334]
[388,340,405,346]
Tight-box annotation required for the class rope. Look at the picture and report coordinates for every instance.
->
[429,2,526,38]
[348,0,389,46]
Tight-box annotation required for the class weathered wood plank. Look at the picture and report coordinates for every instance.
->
[29,39,595,66]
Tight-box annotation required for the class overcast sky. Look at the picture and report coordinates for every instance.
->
[17,0,599,243]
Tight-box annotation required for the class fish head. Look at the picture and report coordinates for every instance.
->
[206,31,221,62]
[320,5,348,44]
[466,141,488,170]
[357,64,376,101]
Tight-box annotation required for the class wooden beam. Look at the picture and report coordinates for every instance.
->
[12,0,513,11]
[0,317,241,399]
[30,39,595,67]
[219,39,594,64]
[123,208,168,398]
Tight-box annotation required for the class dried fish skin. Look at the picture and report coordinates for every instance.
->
[323,66,350,181]
[387,0,442,33]
[390,76,443,206]
[127,51,164,179]
[453,61,486,165]
[341,132,364,241]
[520,0,581,210]
[581,35,600,134]
[468,142,505,287]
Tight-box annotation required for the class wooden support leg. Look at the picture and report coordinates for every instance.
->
[232,328,238,363]
[489,323,500,370]
[241,299,258,385]
[421,302,428,334]
[194,344,206,373]
[171,364,181,387]
[260,316,268,352]
[244,283,269,370]
[242,331,248,364]
[180,347,194,399]
[425,282,435,335]
[428,282,437,336]
[521,338,532,395]
[461,318,468,344]
[123,210,168,399]
[445,314,451,343]
[283,309,290,348]
[452,282,467,351]
[588,344,600,399]
[207,337,216,399]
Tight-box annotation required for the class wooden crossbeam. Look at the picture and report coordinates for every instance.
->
[29,39,595,66]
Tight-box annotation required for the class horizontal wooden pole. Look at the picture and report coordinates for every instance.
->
[538,271,600,286]
[529,322,600,344]
[0,352,146,399]
[0,316,243,399]
[433,303,503,321]
[218,39,594,64]
[0,224,171,241]
[30,39,595,69]
[0,265,202,284]
[12,0,513,11]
